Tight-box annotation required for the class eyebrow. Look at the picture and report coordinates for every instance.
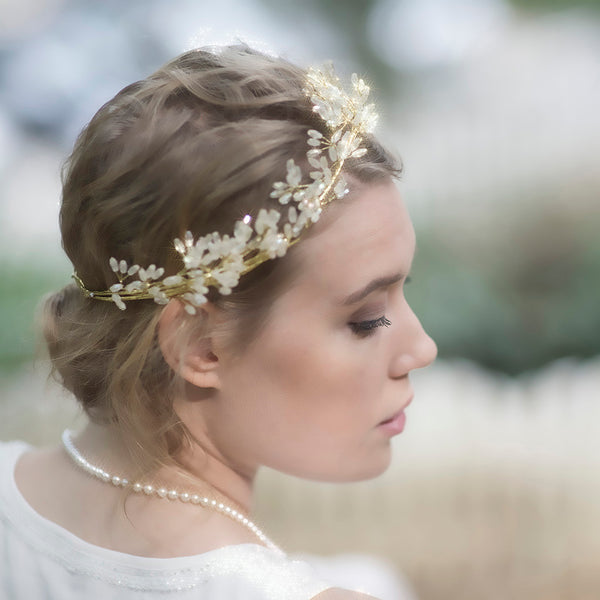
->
[340,272,406,306]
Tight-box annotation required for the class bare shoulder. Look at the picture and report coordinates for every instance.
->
[312,589,380,600]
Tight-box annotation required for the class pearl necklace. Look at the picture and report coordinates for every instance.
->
[61,430,281,553]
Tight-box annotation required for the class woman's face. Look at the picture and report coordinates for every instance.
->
[204,179,437,482]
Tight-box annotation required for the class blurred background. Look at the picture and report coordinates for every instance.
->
[1,0,599,598]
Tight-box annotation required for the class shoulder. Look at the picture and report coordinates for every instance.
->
[312,589,380,600]
[0,440,31,461]
[0,440,32,486]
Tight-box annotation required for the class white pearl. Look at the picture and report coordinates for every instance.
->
[61,429,279,552]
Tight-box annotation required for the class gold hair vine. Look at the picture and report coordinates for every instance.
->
[74,66,378,314]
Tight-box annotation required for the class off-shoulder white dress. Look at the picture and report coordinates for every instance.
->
[0,441,332,599]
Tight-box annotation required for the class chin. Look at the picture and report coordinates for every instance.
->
[303,445,393,483]
[344,450,393,482]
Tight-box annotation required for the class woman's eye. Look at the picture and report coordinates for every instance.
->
[348,316,392,338]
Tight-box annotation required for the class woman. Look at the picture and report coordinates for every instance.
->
[0,45,436,599]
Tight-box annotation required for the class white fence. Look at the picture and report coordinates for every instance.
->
[255,358,600,599]
[2,357,599,599]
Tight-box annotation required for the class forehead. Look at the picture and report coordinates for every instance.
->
[284,180,415,304]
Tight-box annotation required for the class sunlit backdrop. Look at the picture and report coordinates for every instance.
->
[1,1,599,599]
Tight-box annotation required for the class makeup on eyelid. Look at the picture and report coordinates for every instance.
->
[198,180,437,483]
[348,316,391,336]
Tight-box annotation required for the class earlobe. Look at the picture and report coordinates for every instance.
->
[158,300,222,389]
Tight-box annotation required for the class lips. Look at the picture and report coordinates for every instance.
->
[377,410,407,436]
[379,411,403,426]
[379,395,413,425]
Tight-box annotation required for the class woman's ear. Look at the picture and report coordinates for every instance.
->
[158,300,222,389]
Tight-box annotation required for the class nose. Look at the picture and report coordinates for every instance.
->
[388,305,438,378]
[411,327,438,370]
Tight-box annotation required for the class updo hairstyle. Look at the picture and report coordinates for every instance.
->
[41,45,400,474]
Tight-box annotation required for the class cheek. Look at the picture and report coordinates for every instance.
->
[263,324,369,397]
[258,329,388,446]
[219,325,392,480]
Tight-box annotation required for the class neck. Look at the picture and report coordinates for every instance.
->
[74,421,255,514]
[172,432,255,513]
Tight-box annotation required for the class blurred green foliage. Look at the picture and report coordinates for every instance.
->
[0,263,68,374]
[408,213,600,375]
[2,0,599,377]
[2,211,599,377]
[507,0,600,11]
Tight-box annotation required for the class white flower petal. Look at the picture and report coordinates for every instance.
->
[112,294,126,310]
[278,192,292,205]
[174,238,185,254]
[308,157,322,170]
[125,281,143,292]
[351,147,368,158]
[163,275,183,287]
[331,130,342,143]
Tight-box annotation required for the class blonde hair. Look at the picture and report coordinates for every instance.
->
[42,45,400,474]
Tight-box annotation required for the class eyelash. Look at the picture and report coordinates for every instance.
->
[348,316,392,337]
[346,275,411,337]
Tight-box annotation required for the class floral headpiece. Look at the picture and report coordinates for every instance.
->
[73,66,378,314]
